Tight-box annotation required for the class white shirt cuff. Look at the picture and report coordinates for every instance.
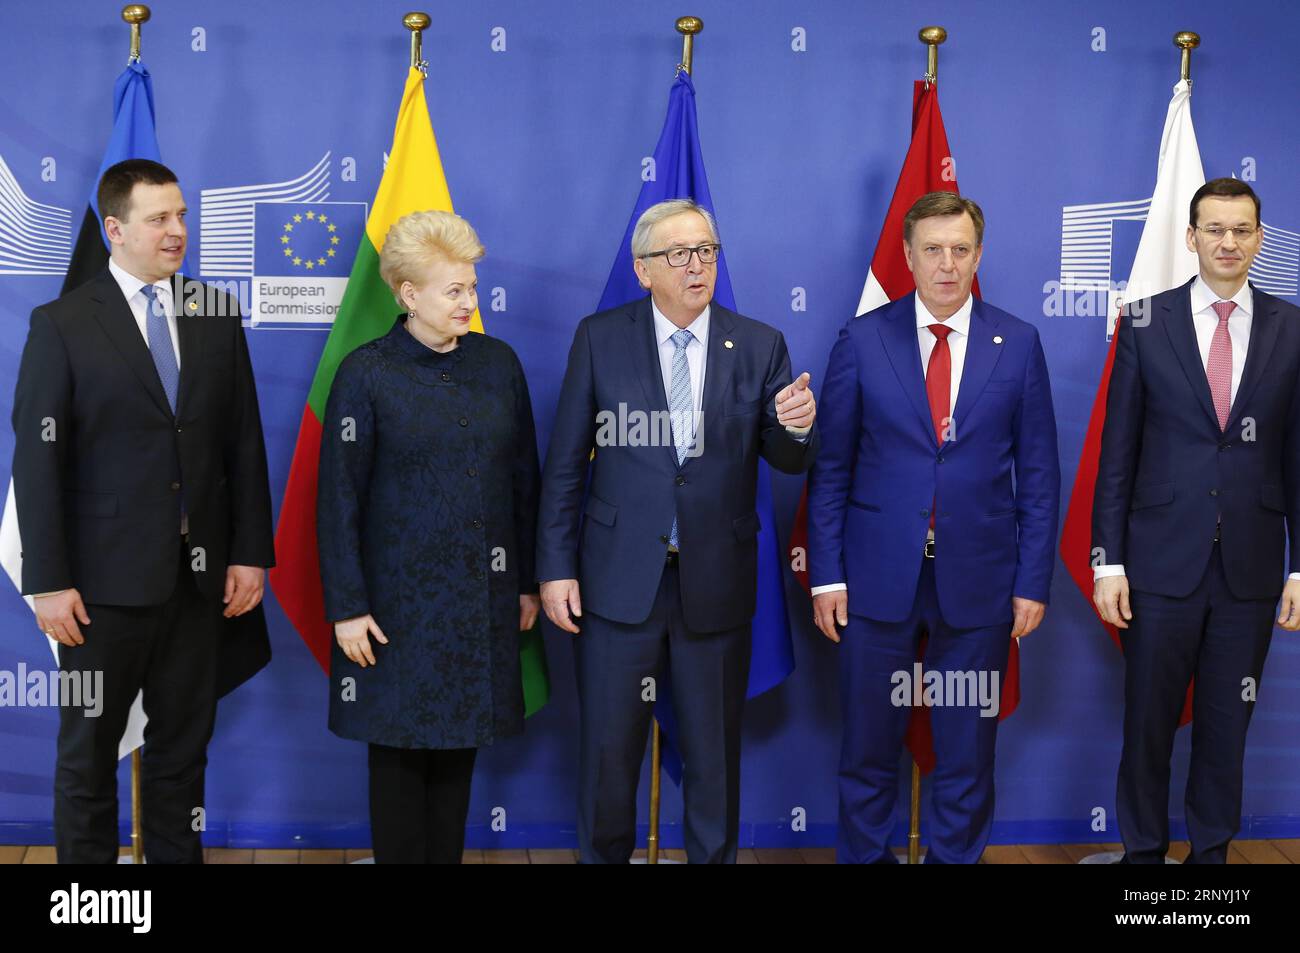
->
[810,582,847,596]
[1290,573,1300,582]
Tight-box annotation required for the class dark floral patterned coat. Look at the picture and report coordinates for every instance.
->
[317,316,539,749]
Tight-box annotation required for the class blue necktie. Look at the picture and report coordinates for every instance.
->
[139,284,179,414]
[668,329,694,549]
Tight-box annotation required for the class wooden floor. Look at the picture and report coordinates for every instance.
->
[4,840,1299,864]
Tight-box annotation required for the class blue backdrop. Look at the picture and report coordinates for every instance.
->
[1,0,1297,849]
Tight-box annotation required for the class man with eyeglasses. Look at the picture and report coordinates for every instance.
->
[538,198,819,863]
[1093,177,1300,863]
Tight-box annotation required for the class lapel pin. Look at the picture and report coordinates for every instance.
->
[993,335,1003,345]
[724,339,734,349]
[187,300,199,312]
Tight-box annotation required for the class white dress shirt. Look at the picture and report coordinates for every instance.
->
[652,300,709,429]
[811,292,973,598]
[108,257,182,369]
[1093,277,1298,582]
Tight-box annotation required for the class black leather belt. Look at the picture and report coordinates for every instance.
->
[665,549,679,567]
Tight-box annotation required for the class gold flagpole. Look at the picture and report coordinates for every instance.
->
[919,25,945,88]
[404,11,430,72]
[1175,30,1200,83]
[123,3,148,64]
[646,14,703,866]
[906,26,947,867]
[120,2,152,867]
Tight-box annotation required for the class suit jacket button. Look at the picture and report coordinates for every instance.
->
[1219,444,1229,452]
[1210,489,1218,497]
[659,535,669,544]
[176,426,183,433]
[920,509,929,518]
[675,475,686,486]
[441,373,451,382]
[170,482,181,491]
[466,467,477,477]
[937,456,944,464]
[472,519,483,529]
[459,417,469,427]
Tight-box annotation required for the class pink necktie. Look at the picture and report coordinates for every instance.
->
[1207,300,1235,431]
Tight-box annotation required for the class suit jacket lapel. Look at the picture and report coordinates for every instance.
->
[879,295,943,443]
[949,300,1005,445]
[689,304,737,469]
[174,274,207,419]
[1162,279,1221,432]
[89,269,173,419]
[628,297,680,469]
[1225,284,1279,432]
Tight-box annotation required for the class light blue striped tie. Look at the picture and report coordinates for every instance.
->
[668,329,694,548]
[140,284,179,414]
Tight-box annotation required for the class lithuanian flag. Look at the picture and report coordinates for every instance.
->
[270,68,550,715]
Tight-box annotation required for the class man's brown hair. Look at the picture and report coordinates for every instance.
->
[903,191,985,245]
[97,159,178,223]
[1189,177,1260,228]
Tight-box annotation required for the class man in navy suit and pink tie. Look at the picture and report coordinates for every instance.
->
[1093,178,1300,864]
[807,191,1060,864]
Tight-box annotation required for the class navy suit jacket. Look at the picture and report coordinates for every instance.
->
[536,296,818,633]
[807,294,1060,628]
[1093,279,1300,600]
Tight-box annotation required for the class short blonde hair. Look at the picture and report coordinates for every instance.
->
[379,210,485,308]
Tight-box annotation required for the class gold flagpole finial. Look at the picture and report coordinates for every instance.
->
[1174,31,1200,84]
[122,4,150,64]
[676,16,703,75]
[404,12,431,73]
[919,26,947,86]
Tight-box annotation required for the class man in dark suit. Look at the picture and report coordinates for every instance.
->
[807,192,1060,863]
[1093,178,1300,864]
[537,199,818,863]
[11,159,275,864]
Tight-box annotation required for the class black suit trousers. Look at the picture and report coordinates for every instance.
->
[54,540,221,864]
[1117,542,1275,864]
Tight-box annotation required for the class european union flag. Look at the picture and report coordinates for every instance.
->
[254,202,364,278]
[598,69,796,783]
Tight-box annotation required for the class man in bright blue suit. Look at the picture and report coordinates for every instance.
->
[537,199,819,863]
[807,192,1060,864]
[1093,178,1300,864]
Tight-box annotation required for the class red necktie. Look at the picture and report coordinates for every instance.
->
[1207,300,1235,431]
[926,323,953,529]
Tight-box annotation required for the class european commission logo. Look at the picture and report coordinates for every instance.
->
[0,153,72,276]
[199,152,365,329]
[250,201,365,327]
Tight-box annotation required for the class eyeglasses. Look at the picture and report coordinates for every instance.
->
[642,243,721,267]
[1196,225,1260,241]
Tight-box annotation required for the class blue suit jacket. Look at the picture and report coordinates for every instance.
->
[807,294,1060,628]
[1093,279,1300,600]
[536,296,818,633]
